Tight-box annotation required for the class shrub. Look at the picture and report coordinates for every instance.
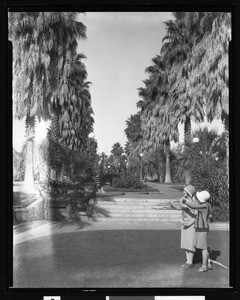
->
[174,128,229,221]
[13,148,25,181]
[112,175,144,189]
[99,173,119,186]
[190,161,229,221]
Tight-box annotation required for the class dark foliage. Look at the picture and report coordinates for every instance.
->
[112,175,145,189]
[190,161,229,221]
[99,173,120,186]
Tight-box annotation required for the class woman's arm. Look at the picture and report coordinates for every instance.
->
[182,199,207,211]
[169,199,182,210]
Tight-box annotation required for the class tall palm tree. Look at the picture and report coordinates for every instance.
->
[187,12,231,177]
[125,113,143,144]
[10,12,87,191]
[58,54,94,151]
[124,113,144,178]
[47,54,94,180]
[162,12,218,146]
[110,143,124,173]
[137,55,178,183]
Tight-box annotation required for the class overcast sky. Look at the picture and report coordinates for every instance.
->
[13,12,223,154]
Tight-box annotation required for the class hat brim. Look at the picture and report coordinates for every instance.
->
[184,188,192,197]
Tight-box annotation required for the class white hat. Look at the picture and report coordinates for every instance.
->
[196,191,210,203]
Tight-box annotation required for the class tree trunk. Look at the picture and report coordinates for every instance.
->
[51,112,60,142]
[164,139,172,183]
[49,112,60,181]
[23,115,36,193]
[222,115,229,187]
[184,169,192,184]
[184,115,192,146]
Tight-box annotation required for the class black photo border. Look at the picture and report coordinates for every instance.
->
[1,0,239,300]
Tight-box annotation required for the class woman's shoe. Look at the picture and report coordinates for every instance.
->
[197,267,208,272]
[208,265,213,270]
[181,263,194,268]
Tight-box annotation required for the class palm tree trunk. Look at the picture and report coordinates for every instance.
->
[49,112,60,180]
[222,115,229,187]
[164,138,172,183]
[23,115,36,193]
[184,115,192,146]
[183,115,192,183]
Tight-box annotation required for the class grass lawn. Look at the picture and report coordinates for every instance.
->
[13,229,229,288]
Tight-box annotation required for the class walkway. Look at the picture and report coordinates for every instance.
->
[145,181,184,199]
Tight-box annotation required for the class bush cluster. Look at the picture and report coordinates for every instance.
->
[190,161,229,221]
[99,173,119,186]
[38,179,97,199]
[13,148,25,181]
[112,175,144,189]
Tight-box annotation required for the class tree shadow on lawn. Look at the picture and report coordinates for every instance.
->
[54,205,111,230]
[193,247,222,264]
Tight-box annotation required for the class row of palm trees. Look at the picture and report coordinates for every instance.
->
[125,12,231,183]
[10,12,94,191]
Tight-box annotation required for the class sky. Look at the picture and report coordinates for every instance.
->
[78,12,174,154]
[12,12,224,154]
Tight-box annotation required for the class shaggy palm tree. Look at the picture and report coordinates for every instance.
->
[9,12,87,191]
[137,55,179,183]
[110,143,124,174]
[124,113,144,170]
[189,12,231,176]
[162,12,218,146]
[125,113,143,144]
[46,54,94,180]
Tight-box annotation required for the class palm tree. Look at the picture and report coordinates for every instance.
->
[162,12,218,146]
[58,54,94,151]
[110,143,124,174]
[47,53,94,180]
[189,13,231,176]
[9,12,87,191]
[125,113,143,144]
[137,55,179,183]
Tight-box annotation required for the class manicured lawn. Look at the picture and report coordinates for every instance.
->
[13,229,229,288]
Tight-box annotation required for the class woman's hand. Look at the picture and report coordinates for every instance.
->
[182,198,187,204]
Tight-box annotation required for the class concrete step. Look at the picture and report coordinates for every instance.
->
[95,197,173,204]
[93,197,182,222]
[94,205,172,210]
[94,210,182,218]
[92,216,182,222]
[95,201,171,206]
[94,207,180,214]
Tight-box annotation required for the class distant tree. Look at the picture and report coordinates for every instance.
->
[110,143,125,174]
